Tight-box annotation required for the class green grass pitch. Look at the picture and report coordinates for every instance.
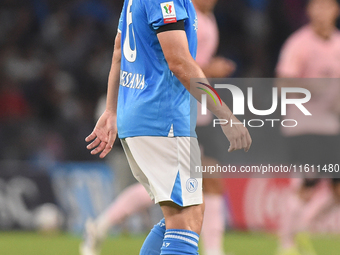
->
[0,231,339,255]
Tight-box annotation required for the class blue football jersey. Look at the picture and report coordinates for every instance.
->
[117,0,198,138]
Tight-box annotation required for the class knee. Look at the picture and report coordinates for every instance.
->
[161,202,205,234]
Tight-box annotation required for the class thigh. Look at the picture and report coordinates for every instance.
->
[121,138,155,200]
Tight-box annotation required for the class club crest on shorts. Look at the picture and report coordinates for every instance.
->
[186,178,198,193]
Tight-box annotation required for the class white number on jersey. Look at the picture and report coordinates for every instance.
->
[123,0,137,62]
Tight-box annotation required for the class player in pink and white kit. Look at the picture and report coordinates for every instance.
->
[276,0,340,254]
[80,1,235,255]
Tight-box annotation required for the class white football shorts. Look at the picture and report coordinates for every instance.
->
[121,136,203,207]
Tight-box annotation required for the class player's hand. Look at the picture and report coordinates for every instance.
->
[207,57,236,78]
[85,109,117,158]
[221,115,252,152]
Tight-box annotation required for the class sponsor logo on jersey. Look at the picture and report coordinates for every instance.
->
[120,70,145,89]
[160,1,177,24]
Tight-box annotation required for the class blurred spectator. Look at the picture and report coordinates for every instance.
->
[275,0,340,254]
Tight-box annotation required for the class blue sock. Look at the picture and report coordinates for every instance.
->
[140,218,166,255]
[161,229,199,255]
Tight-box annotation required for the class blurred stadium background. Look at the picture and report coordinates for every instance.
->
[1,0,340,254]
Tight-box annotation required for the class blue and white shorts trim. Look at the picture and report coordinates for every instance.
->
[121,136,202,207]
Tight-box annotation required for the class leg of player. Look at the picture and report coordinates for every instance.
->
[80,183,153,255]
[298,181,331,231]
[96,183,153,236]
[277,180,319,255]
[293,181,321,255]
[119,137,204,255]
[202,176,226,255]
[277,191,303,255]
[159,201,205,255]
[294,194,323,255]
[140,218,167,255]
[294,180,339,255]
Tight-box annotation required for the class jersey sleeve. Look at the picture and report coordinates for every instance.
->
[276,33,305,77]
[118,12,123,33]
[117,1,127,33]
[143,0,189,30]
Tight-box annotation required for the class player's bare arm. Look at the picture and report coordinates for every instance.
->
[157,29,252,152]
[85,32,121,158]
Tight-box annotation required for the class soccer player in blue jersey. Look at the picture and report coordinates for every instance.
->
[84,0,252,254]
